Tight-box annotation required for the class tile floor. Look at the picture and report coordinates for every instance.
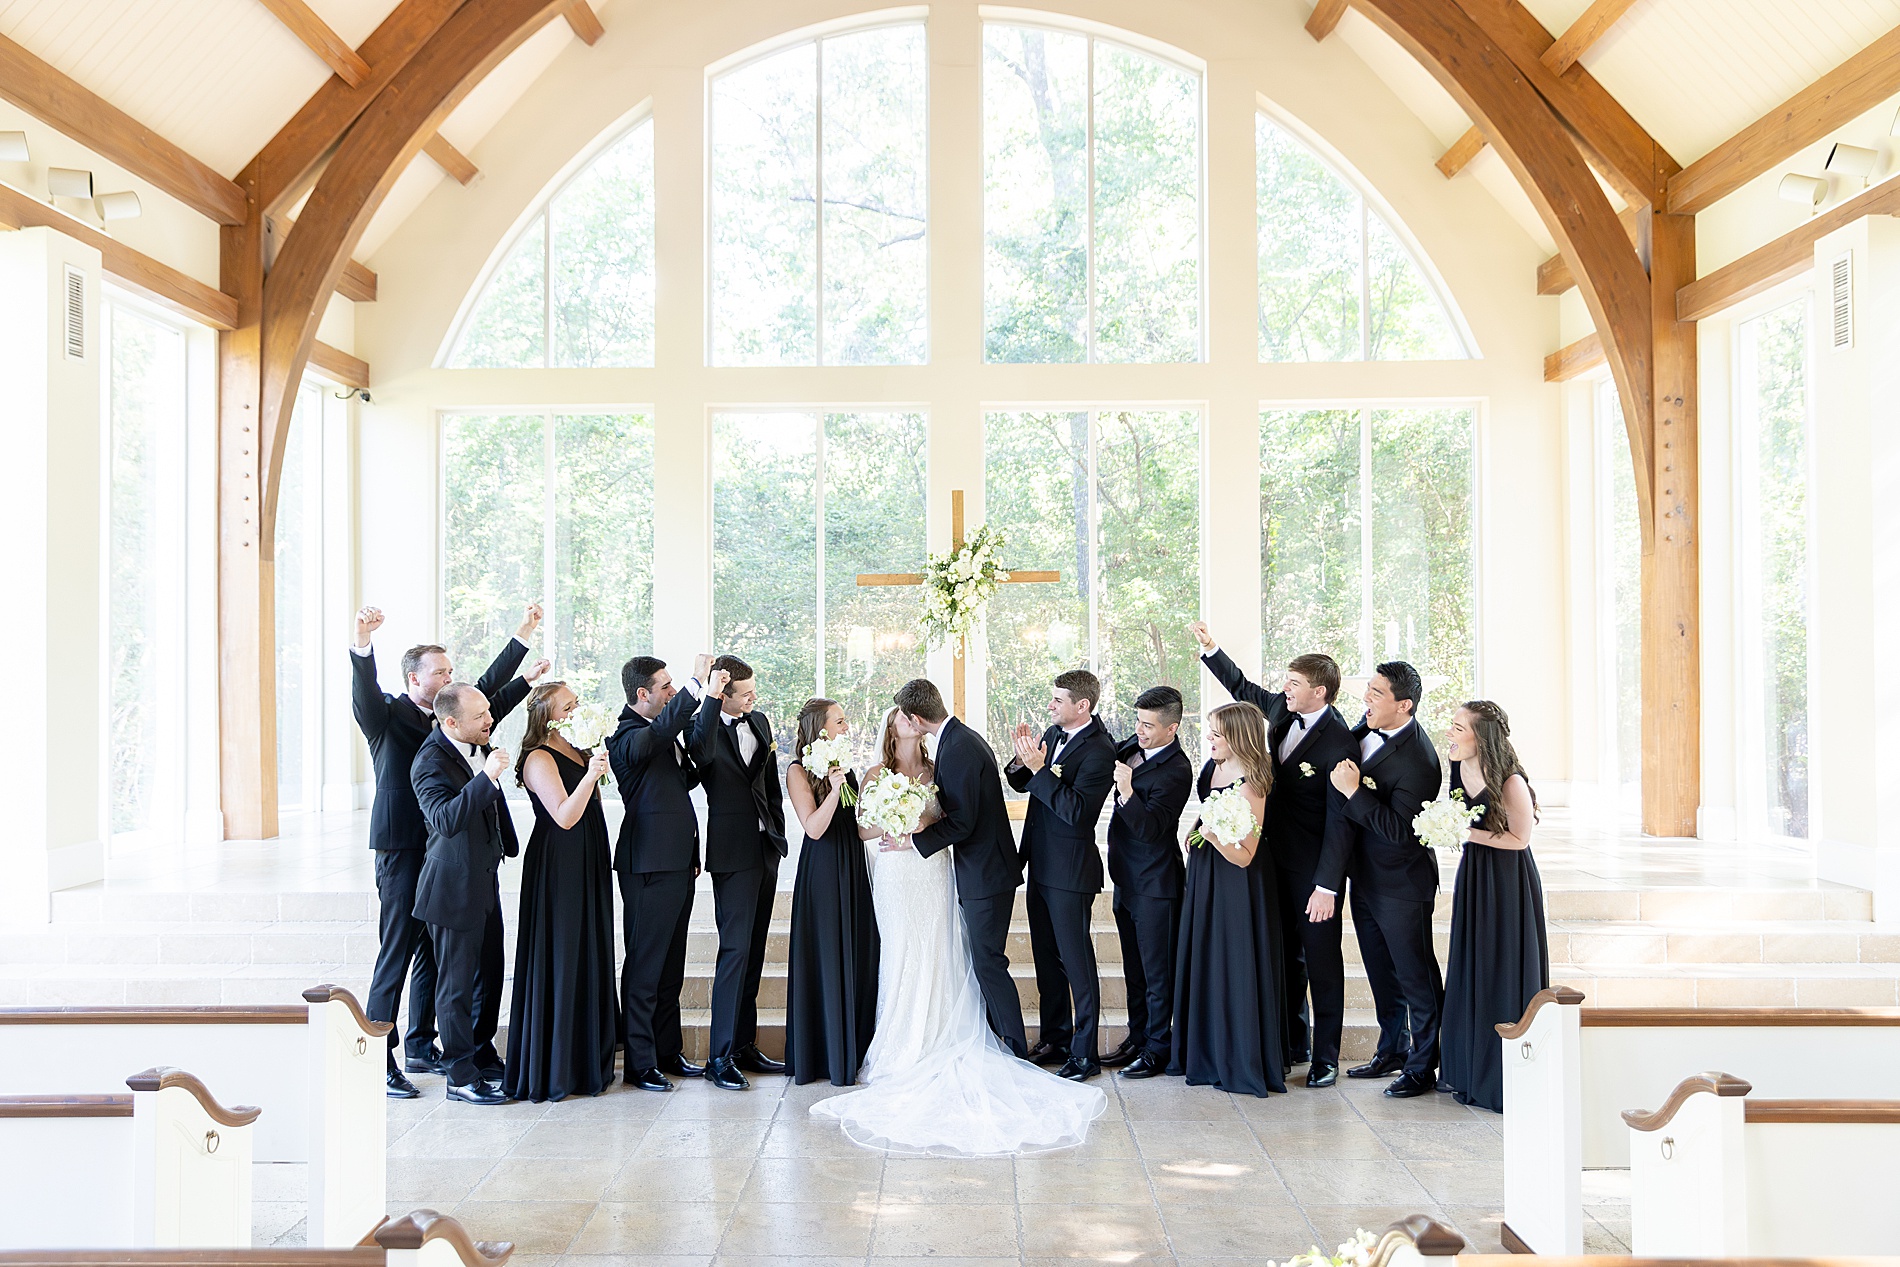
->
[257,1060,1633,1263]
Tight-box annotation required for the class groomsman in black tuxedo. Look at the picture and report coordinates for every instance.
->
[1104,685,1193,1081]
[1191,624,1357,1087]
[900,678,1029,1058]
[687,656,788,1090]
[350,603,546,1098]
[607,654,706,1092]
[1330,660,1445,1099]
[411,684,521,1105]
[1008,669,1117,1080]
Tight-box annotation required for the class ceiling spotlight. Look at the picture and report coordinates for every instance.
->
[0,131,26,162]
[1778,173,1827,210]
[47,167,93,198]
[94,191,141,221]
[1825,143,1878,183]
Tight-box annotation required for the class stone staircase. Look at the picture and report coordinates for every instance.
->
[3,871,1890,1063]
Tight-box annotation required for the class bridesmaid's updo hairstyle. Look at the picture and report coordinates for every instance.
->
[1460,699,1539,835]
[793,697,842,800]
[514,681,570,787]
[1208,701,1273,795]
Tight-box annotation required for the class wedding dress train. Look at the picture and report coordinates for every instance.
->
[809,838,1106,1156]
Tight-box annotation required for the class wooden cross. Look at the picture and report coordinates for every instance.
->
[855,489,1059,720]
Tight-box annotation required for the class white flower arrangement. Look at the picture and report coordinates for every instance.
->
[551,700,617,786]
[1269,1230,1381,1267]
[857,770,938,839]
[1299,761,1315,778]
[801,734,858,805]
[1362,776,1378,790]
[1188,783,1257,850]
[1050,764,1064,779]
[919,523,1010,654]
[1413,789,1485,854]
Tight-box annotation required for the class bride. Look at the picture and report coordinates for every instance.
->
[809,707,1107,1156]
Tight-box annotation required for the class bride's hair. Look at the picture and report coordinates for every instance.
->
[874,705,931,778]
[793,697,840,799]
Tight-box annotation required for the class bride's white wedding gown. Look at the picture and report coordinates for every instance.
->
[809,833,1107,1156]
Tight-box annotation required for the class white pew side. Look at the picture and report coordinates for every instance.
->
[303,985,388,1248]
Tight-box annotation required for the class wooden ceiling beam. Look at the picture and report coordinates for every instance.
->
[255,0,372,87]
[0,181,237,328]
[271,214,378,300]
[423,133,479,184]
[1667,22,1900,215]
[1538,205,1645,293]
[1544,332,1605,381]
[309,340,370,389]
[0,33,247,224]
[1435,127,1487,178]
[1677,178,1900,321]
[560,0,604,45]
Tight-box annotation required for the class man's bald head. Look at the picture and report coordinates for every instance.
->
[433,682,481,723]
[433,683,496,746]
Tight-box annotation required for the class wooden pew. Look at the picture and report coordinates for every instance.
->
[0,1208,513,1267]
[1496,987,1900,1255]
[0,986,388,1247]
[0,1069,256,1249]
[1625,1072,1900,1255]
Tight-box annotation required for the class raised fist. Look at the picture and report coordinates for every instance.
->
[484,748,510,783]
[708,668,732,696]
[523,658,552,683]
[1188,621,1215,651]
[514,604,544,643]
[354,606,383,645]
[693,652,713,682]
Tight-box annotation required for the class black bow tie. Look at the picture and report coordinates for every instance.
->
[1293,716,1307,730]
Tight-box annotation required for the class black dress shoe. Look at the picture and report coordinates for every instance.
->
[706,1056,750,1091]
[447,1079,511,1105]
[1117,1051,1166,1080]
[1024,1039,1068,1066]
[1306,1062,1338,1088]
[660,1054,704,1079]
[1101,1037,1143,1068]
[625,1067,673,1092]
[1384,1070,1434,1099]
[734,1044,786,1075]
[385,1069,421,1099]
[1346,1053,1406,1079]
[1055,1058,1101,1081]
[404,1050,448,1076]
[1289,1048,1312,1065]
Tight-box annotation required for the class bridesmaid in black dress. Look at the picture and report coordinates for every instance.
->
[505,682,618,1101]
[1170,700,1288,1097]
[1439,700,1548,1112]
[784,697,879,1085]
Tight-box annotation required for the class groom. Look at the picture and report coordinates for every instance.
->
[896,678,1030,1059]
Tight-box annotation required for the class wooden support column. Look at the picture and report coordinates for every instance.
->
[217,174,278,841]
[1642,212,1700,838]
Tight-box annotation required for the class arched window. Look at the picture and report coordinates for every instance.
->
[709,21,929,366]
[1256,114,1467,362]
[984,22,1202,363]
[446,117,655,368]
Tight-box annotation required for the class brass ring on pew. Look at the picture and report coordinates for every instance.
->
[356,1037,368,1056]
[205,1130,220,1155]
[1660,1136,1673,1160]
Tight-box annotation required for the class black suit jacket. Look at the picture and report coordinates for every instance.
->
[1007,718,1116,894]
[1342,718,1444,903]
[688,695,787,873]
[1201,648,1358,892]
[1106,736,1192,900]
[911,716,1023,901]
[410,727,520,931]
[607,688,703,875]
[350,639,530,852]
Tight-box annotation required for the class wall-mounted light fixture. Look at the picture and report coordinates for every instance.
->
[93,191,141,221]
[47,167,93,199]
[0,132,27,162]
[1825,143,1878,185]
[1778,173,1827,210]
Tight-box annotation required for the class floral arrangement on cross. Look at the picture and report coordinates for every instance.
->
[919,523,1010,656]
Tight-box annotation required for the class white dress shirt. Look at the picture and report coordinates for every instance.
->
[723,710,759,765]
[448,736,498,785]
[1277,706,1328,763]
[1359,719,1413,763]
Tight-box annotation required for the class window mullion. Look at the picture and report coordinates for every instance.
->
[1358,407,1373,674]
[814,39,825,367]
[814,414,827,699]
[544,411,559,670]
[1359,200,1371,362]
[1087,412,1101,672]
[1085,38,1096,365]
[543,210,554,368]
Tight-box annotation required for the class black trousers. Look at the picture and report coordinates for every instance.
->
[429,891,505,1088]
[708,849,779,1061]
[367,848,437,1066]
[958,891,1028,1057]
[1112,886,1180,1059]
[1278,869,1345,1068]
[618,868,696,1071]
[1351,887,1441,1078]
[1027,881,1100,1061]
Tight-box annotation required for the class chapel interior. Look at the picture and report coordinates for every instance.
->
[3,0,1899,1260]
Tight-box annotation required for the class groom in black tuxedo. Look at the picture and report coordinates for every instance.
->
[1192,624,1357,1087]
[1330,660,1444,1099]
[899,678,1030,1059]
[687,655,788,1090]
[349,603,545,1098]
[411,683,521,1105]
[1007,669,1116,1080]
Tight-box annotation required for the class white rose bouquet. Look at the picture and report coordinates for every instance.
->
[801,735,857,805]
[857,770,937,840]
[1269,1230,1380,1267]
[1188,783,1257,850]
[919,523,1010,654]
[1412,789,1484,854]
[551,700,617,786]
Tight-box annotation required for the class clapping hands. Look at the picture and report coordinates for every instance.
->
[1012,720,1046,773]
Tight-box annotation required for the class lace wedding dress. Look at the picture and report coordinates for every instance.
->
[809,806,1106,1156]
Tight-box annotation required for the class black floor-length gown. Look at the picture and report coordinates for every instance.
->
[503,747,618,1101]
[1439,764,1549,1112]
[1169,763,1288,1097]
[785,771,880,1086]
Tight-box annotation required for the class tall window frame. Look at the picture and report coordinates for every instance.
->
[1592,378,1642,816]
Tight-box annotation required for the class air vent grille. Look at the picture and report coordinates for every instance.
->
[62,264,85,361]
[1831,251,1853,351]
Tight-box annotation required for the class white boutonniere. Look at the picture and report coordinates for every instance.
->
[1362,776,1377,790]
[1050,764,1064,779]
[769,741,778,754]
[1299,762,1315,778]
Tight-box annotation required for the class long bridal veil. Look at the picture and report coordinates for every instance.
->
[809,710,1106,1157]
